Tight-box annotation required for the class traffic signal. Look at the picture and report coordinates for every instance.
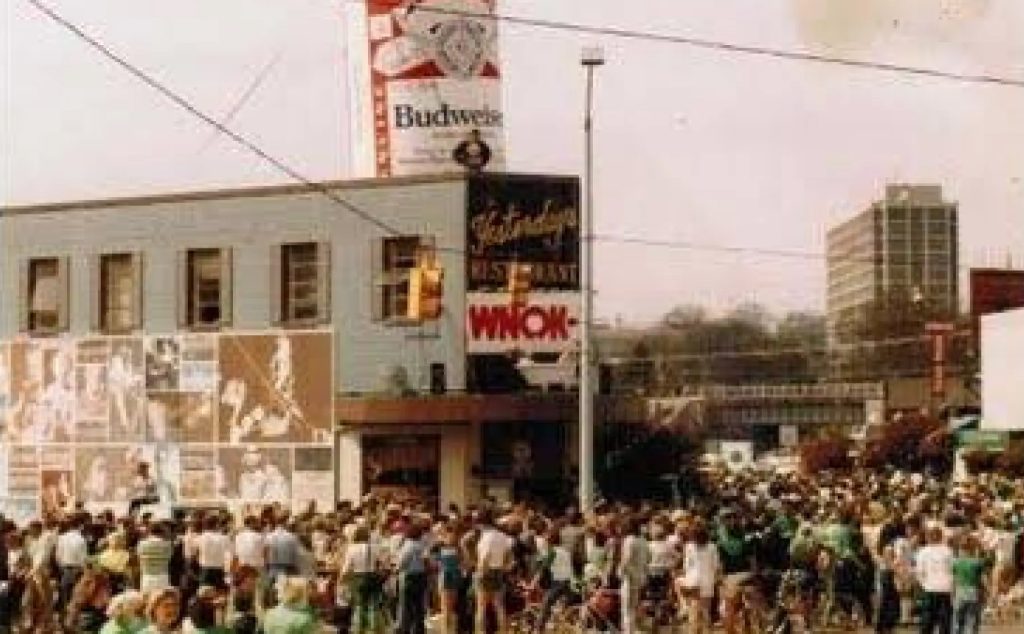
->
[508,262,533,304]
[407,253,444,321]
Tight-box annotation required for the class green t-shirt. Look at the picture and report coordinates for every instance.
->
[951,556,985,590]
[263,604,318,634]
[717,528,751,575]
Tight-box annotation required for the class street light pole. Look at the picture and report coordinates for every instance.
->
[580,46,604,512]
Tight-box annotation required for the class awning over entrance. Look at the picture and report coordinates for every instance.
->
[335,393,578,425]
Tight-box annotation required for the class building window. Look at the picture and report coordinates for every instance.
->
[98,253,142,332]
[24,256,68,333]
[374,236,435,322]
[273,242,330,325]
[179,248,232,329]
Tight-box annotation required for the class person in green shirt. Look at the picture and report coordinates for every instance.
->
[263,576,319,634]
[951,534,986,634]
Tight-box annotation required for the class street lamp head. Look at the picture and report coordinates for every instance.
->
[581,46,605,67]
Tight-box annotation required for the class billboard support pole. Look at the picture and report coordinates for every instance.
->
[580,47,604,513]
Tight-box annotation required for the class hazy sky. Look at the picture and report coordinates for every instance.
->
[3,0,1023,323]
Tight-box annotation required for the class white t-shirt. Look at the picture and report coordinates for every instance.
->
[548,546,574,583]
[197,531,232,570]
[342,542,381,575]
[55,530,88,568]
[234,529,266,568]
[649,539,677,572]
[477,528,512,571]
[682,542,720,599]
[915,544,954,593]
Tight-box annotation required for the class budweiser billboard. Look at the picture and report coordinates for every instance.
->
[349,0,505,177]
[466,292,580,354]
[466,174,581,292]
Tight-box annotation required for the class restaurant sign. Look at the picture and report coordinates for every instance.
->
[466,174,581,291]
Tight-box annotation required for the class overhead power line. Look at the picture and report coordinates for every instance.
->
[385,1,1024,89]
[24,0,407,240]
[22,0,1019,278]
[594,235,1002,274]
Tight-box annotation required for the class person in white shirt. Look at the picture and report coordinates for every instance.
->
[55,517,88,606]
[232,516,267,608]
[30,519,58,574]
[617,519,651,634]
[196,515,232,591]
[233,516,267,570]
[475,512,513,634]
[915,526,954,634]
[532,528,575,634]
[678,523,720,634]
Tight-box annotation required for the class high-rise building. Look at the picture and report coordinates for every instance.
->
[826,184,959,344]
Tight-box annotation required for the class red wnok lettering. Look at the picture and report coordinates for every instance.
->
[468,303,571,342]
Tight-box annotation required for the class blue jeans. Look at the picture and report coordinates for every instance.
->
[951,593,981,634]
[919,591,951,634]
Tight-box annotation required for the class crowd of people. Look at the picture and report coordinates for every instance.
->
[0,466,1022,634]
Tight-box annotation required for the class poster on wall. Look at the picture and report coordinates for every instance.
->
[293,446,334,512]
[75,445,154,509]
[465,174,581,292]
[358,0,504,176]
[8,446,40,498]
[108,338,146,442]
[218,332,332,445]
[0,498,40,526]
[0,343,10,439]
[3,340,75,444]
[0,330,333,514]
[0,447,7,498]
[180,447,218,501]
[217,446,292,504]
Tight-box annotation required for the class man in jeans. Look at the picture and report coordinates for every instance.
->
[915,526,954,634]
[265,515,300,592]
[54,517,87,607]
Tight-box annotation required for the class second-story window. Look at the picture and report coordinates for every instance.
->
[273,242,330,325]
[97,253,142,333]
[373,236,436,323]
[179,248,232,329]
[23,256,69,333]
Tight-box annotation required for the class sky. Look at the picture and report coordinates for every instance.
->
[3,0,1023,324]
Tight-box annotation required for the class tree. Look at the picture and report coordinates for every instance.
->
[861,412,951,474]
[596,419,703,504]
[798,433,853,473]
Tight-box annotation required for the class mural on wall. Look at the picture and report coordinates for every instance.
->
[0,330,333,519]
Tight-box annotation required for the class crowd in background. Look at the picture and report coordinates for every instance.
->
[0,466,1022,634]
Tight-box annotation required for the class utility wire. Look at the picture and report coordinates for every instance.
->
[381,1,1024,89]
[22,0,1020,277]
[25,0,407,239]
[594,235,1007,275]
